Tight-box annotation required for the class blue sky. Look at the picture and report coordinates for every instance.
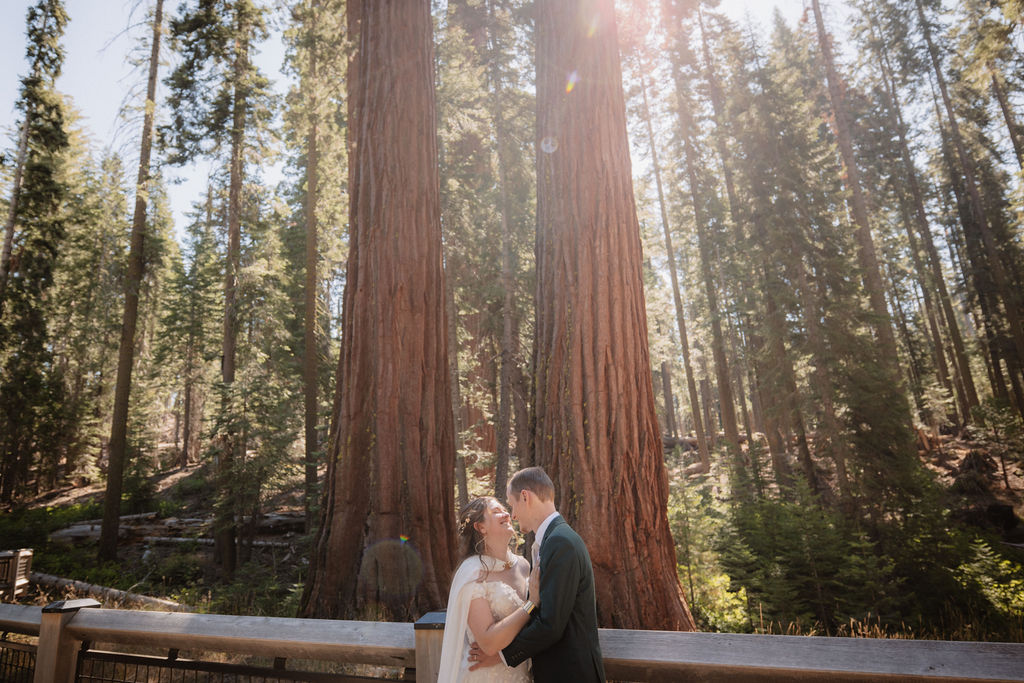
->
[1,0,808,233]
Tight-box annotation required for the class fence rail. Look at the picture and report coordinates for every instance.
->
[1,600,1022,683]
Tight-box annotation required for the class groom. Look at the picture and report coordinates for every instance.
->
[470,466,606,682]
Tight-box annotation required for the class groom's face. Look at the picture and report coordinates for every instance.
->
[506,484,529,533]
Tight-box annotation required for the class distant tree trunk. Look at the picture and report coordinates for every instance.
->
[728,321,753,443]
[301,0,457,620]
[750,331,793,489]
[214,16,247,578]
[0,115,30,311]
[511,334,532,467]
[765,286,816,493]
[660,361,678,439]
[875,31,980,417]
[781,236,847,500]
[492,41,515,501]
[933,92,1020,414]
[303,20,321,533]
[477,0,520,498]
[181,371,194,470]
[98,0,163,562]
[895,187,951,397]
[669,23,741,458]
[637,64,709,474]
[677,101,741,454]
[533,0,693,631]
[697,8,759,450]
[991,72,1024,171]
[699,374,715,446]
[811,0,900,366]
[447,278,469,511]
[914,0,1024,369]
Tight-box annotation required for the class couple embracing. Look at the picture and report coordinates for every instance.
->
[437,466,606,683]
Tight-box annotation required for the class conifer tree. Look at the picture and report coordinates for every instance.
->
[154,186,222,471]
[909,0,1024,374]
[161,0,275,577]
[663,7,742,465]
[810,0,902,371]
[635,56,709,475]
[855,2,981,421]
[48,147,128,489]
[0,0,69,503]
[100,0,165,562]
[282,0,348,533]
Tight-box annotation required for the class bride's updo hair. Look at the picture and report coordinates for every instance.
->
[457,496,497,560]
[457,496,519,566]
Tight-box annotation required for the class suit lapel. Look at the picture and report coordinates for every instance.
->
[538,514,565,564]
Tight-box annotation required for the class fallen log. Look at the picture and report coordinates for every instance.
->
[30,572,191,612]
[75,512,159,526]
[49,523,108,544]
[662,435,698,452]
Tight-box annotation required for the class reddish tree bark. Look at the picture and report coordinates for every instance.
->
[533,0,693,631]
[301,0,457,620]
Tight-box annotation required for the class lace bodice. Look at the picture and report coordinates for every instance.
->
[466,580,526,624]
[462,579,531,682]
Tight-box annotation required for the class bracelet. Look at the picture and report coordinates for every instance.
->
[522,600,535,615]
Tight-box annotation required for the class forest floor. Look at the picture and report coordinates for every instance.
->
[11,453,313,615]
[921,430,1024,544]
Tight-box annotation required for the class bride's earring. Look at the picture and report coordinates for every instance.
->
[475,536,485,555]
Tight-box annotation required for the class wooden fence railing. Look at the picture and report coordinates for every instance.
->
[1,600,1022,682]
[0,549,33,600]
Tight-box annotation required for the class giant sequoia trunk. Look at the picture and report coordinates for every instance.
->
[98,0,164,562]
[533,0,693,631]
[301,0,457,620]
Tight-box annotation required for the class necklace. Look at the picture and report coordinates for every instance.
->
[480,550,516,571]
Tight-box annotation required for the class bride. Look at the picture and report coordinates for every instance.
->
[437,496,538,682]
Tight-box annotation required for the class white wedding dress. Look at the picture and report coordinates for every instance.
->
[437,554,532,683]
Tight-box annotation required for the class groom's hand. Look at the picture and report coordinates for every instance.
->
[468,642,501,670]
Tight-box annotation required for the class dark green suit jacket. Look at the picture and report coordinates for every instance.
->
[502,515,605,682]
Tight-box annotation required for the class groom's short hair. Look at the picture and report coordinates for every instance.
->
[509,466,555,502]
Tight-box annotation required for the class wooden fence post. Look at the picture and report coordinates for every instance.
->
[413,610,446,683]
[34,598,100,683]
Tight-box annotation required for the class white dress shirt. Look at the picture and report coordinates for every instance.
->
[533,510,560,563]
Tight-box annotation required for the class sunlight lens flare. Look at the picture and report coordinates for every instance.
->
[566,70,579,93]
[540,136,558,154]
[586,14,599,37]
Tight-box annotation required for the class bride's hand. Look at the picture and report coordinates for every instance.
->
[529,564,540,604]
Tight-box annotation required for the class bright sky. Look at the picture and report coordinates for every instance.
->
[0,0,808,233]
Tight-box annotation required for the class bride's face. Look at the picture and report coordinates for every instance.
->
[476,499,515,547]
